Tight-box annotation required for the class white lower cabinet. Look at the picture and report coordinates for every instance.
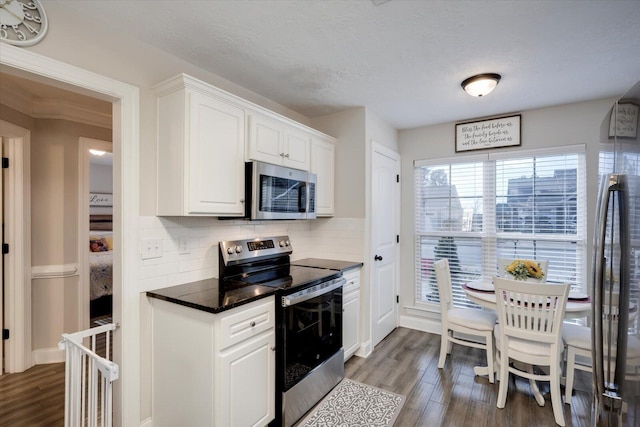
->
[150,297,275,427]
[342,269,361,361]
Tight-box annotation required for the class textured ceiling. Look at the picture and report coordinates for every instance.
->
[47,1,640,129]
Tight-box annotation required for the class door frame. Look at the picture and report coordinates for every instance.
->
[0,121,31,374]
[1,44,140,425]
[368,141,400,349]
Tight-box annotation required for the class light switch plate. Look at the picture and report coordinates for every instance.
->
[141,238,162,259]
[178,236,190,254]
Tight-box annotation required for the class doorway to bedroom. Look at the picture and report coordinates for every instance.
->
[81,138,114,329]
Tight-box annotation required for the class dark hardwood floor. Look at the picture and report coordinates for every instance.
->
[0,326,635,426]
[345,327,610,427]
[0,362,65,426]
[0,317,111,427]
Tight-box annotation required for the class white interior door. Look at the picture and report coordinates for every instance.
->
[1,136,4,375]
[371,143,400,347]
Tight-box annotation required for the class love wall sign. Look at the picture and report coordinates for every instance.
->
[455,114,521,152]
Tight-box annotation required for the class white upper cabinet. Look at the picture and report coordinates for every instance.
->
[311,137,335,216]
[154,73,336,217]
[154,74,246,216]
[248,112,311,171]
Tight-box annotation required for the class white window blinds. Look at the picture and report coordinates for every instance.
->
[415,147,586,309]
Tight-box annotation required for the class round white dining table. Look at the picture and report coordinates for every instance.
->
[462,281,592,381]
[463,282,592,319]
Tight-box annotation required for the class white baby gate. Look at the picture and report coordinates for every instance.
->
[59,323,119,427]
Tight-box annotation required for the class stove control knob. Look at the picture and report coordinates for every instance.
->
[235,245,243,254]
[279,240,286,247]
[227,247,235,255]
[285,240,290,247]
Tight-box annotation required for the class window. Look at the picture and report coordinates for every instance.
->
[415,146,586,309]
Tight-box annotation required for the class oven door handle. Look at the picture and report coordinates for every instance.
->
[282,277,346,306]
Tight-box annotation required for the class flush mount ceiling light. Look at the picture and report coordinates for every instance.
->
[461,73,502,97]
[89,149,106,156]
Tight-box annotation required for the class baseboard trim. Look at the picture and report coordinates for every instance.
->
[355,339,372,358]
[33,347,65,364]
[399,315,441,335]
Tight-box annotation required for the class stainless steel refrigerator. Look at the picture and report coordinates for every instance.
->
[593,79,640,426]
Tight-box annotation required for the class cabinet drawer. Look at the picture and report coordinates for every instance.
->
[343,270,360,294]
[219,299,274,349]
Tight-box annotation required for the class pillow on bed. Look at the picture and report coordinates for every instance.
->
[103,236,113,250]
[90,238,109,252]
[90,233,113,250]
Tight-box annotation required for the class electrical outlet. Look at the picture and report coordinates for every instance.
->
[178,236,190,254]
[141,238,162,259]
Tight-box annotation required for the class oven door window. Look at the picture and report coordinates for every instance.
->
[283,287,342,391]
[259,175,307,213]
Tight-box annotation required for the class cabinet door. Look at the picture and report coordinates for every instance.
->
[283,128,311,171]
[343,290,360,361]
[248,114,285,165]
[188,91,245,215]
[311,137,335,216]
[219,332,275,427]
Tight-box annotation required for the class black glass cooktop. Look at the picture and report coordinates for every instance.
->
[241,265,340,293]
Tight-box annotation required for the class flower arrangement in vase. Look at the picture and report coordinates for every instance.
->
[505,259,545,281]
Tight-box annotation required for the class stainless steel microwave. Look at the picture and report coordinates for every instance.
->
[245,161,317,220]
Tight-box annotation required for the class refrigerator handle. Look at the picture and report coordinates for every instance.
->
[592,173,629,421]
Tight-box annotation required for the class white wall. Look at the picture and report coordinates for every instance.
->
[311,107,398,356]
[366,108,399,153]
[89,162,113,215]
[89,163,112,194]
[397,98,618,332]
[312,108,367,218]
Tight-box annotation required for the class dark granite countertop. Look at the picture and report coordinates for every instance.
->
[291,258,363,273]
[146,278,277,314]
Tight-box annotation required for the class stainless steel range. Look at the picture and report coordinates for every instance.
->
[219,236,345,427]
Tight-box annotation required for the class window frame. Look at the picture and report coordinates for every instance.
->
[414,145,587,310]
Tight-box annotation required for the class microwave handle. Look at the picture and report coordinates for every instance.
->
[298,182,307,213]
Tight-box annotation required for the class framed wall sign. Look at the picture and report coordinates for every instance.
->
[609,102,639,139]
[455,114,521,152]
[89,193,112,207]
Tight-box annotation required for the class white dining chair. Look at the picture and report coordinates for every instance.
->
[497,258,549,282]
[563,293,640,405]
[561,323,593,404]
[493,277,570,426]
[434,259,497,383]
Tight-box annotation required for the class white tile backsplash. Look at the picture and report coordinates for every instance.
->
[137,216,365,292]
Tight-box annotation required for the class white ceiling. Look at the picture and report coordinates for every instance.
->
[43,1,640,129]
